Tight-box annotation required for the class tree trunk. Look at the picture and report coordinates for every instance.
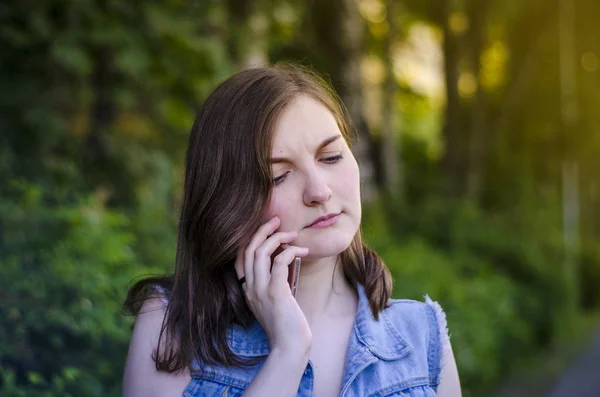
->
[439,0,463,197]
[465,0,491,202]
[339,0,377,201]
[381,0,401,197]
[86,46,116,188]
[559,0,580,310]
[225,0,267,68]
[307,0,378,201]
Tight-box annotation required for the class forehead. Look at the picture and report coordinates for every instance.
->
[271,95,341,151]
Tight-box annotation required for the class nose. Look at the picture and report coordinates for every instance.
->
[302,169,332,206]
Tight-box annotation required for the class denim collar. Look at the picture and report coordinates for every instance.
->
[227,283,411,360]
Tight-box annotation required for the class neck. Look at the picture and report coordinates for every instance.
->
[294,255,358,327]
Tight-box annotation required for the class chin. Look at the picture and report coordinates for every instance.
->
[299,229,356,260]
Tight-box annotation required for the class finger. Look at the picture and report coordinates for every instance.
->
[234,246,251,296]
[244,217,281,287]
[254,231,299,268]
[270,246,309,295]
[253,231,298,292]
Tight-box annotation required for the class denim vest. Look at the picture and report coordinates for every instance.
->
[156,282,450,397]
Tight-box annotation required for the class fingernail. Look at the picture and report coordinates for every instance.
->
[271,216,279,223]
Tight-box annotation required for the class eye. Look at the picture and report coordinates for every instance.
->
[272,172,289,186]
[322,155,343,164]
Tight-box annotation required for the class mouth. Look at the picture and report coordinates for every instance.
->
[305,212,342,229]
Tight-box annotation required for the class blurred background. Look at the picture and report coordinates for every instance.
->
[1,0,600,396]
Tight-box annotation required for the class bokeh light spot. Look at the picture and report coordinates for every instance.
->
[582,52,599,72]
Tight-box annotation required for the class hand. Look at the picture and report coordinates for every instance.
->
[235,216,312,357]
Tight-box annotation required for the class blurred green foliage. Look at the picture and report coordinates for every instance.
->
[1,182,136,396]
[363,196,576,395]
[0,177,184,396]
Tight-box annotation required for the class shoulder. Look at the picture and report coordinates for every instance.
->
[386,296,432,323]
[384,296,438,334]
[149,284,171,305]
[383,295,452,389]
[122,291,190,397]
[386,295,450,347]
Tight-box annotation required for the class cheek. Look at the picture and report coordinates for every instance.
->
[263,198,278,222]
[263,193,293,225]
[336,158,361,199]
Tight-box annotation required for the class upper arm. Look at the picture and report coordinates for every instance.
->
[122,297,191,397]
[424,296,461,396]
[436,340,462,397]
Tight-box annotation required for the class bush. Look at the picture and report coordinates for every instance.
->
[0,181,175,396]
[362,196,590,396]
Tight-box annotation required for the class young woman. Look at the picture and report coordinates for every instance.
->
[122,64,461,397]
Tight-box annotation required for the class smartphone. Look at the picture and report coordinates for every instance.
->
[287,257,301,298]
[271,245,301,298]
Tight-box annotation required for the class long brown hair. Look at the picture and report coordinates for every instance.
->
[123,62,392,373]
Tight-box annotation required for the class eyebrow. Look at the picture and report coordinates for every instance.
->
[270,135,343,164]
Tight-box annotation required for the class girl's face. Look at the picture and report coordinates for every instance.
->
[264,95,361,259]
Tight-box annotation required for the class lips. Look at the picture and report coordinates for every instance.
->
[306,212,341,228]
